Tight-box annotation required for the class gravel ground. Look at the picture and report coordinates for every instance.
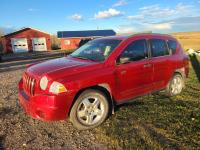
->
[0,58,108,150]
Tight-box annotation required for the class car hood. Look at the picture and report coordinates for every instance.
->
[27,56,102,79]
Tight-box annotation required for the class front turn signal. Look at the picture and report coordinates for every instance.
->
[49,81,67,94]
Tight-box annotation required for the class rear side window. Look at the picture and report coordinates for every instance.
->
[150,39,169,57]
[120,39,148,61]
[167,40,177,54]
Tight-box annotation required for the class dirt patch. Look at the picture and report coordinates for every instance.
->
[0,62,107,150]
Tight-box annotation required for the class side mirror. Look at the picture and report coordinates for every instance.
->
[118,57,131,64]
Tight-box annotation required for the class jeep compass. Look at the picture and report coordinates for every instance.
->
[18,33,189,130]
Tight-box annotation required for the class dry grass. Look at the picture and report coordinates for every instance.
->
[171,31,200,51]
[94,56,200,150]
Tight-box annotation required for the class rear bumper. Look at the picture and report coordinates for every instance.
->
[18,80,75,121]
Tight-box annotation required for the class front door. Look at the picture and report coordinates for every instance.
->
[116,39,153,102]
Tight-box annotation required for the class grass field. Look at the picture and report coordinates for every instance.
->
[172,31,200,51]
[94,55,200,150]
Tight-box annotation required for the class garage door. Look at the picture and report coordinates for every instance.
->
[32,38,47,51]
[11,38,28,53]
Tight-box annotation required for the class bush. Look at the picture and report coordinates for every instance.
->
[51,35,61,50]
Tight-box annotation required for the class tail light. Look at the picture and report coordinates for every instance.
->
[183,55,189,78]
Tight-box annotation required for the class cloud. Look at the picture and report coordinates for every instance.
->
[94,8,123,19]
[117,3,199,34]
[117,15,200,34]
[116,25,136,34]
[139,5,176,18]
[160,16,200,26]
[126,3,193,21]
[70,14,83,21]
[151,16,200,31]
[113,0,127,7]
[175,3,192,11]
[151,23,172,30]
[116,23,168,34]
[28,8,38,12]
[127,15,144,20]
[116,22,173,34]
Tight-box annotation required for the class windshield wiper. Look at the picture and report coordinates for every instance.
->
[70,55,96,61]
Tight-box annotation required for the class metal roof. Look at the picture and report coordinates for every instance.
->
[57,30,116,38]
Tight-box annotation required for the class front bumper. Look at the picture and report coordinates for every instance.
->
[18,80,75,121]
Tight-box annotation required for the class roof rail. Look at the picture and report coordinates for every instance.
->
[128,31,152,37]
[127,31,173,38]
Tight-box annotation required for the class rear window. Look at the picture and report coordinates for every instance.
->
[150,39,169,57]
[167,40,177,54]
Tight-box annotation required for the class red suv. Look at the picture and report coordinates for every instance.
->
[18,33,189,130]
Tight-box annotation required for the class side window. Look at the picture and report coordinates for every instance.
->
[120,39,148,61]
[167,40,177,54]
[150,39,169,57]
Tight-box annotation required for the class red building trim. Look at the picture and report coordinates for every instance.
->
[60,38,81,50]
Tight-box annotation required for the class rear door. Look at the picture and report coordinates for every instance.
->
[32,37,47,51]
[115,39,153,102]
[149,38,171,91]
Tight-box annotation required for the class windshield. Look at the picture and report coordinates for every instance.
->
[70,39,122,61]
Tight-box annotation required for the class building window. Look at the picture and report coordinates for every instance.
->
[64,40,71,45]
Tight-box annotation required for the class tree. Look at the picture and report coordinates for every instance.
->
[51,35,61,50]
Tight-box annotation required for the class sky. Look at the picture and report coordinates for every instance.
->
[1,0,200,35]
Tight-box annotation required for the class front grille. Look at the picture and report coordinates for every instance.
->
[23,73,36,96]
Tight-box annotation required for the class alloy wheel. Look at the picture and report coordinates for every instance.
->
[77,97,105,126]
[170,75,183,95]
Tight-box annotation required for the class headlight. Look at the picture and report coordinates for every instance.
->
[49,81,67,94]
[40,76,48,90]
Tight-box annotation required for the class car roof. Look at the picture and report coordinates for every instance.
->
[99,36,128,40]
[99,33,176,41]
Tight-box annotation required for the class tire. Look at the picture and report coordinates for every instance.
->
[70,89,109,130]
[165,73,184,97]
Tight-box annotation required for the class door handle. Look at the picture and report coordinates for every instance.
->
[143,64,152,68]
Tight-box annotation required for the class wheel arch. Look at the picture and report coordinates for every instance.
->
[68,84,115,116]
[174,67,185,78]
[167,68,185,90]
[174,68,186,87]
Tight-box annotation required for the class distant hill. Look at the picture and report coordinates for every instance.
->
[171,31,200,51]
